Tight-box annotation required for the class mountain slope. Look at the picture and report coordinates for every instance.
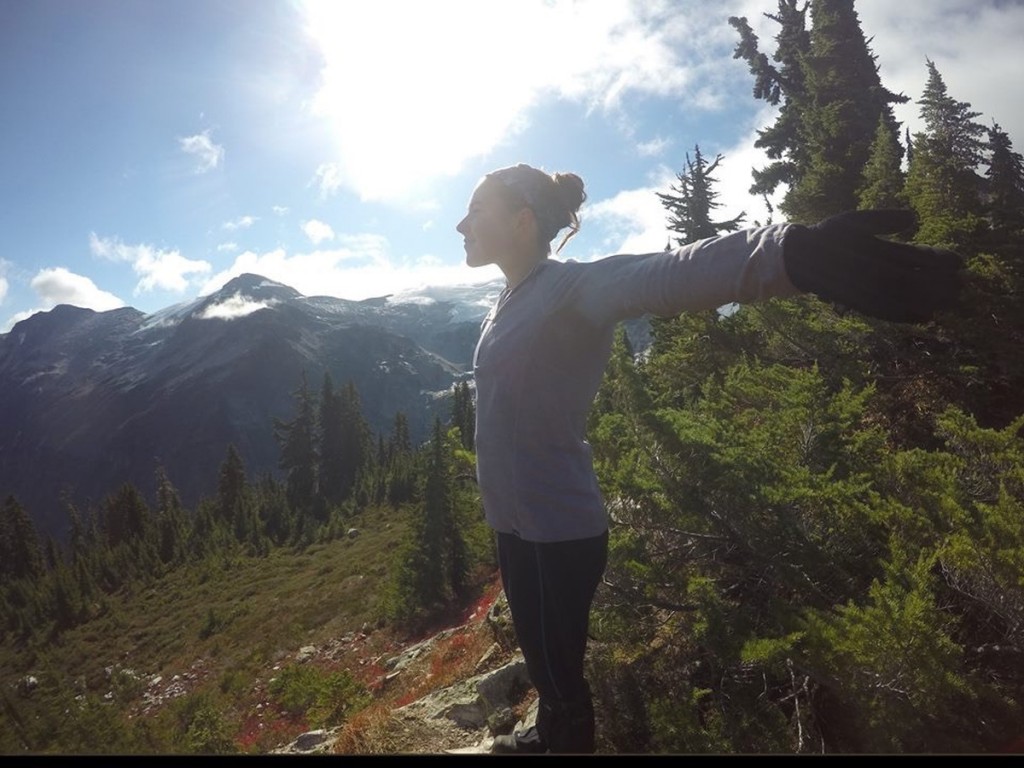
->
[0,274,498,542]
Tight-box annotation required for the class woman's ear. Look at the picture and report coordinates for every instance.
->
[514,206,539,242]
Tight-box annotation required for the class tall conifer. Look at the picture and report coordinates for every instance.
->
[732,0,906,221]
[274,371,319,517]
[904,59,986,249]
[155,466,186,565]
[858,113,907,209]
[985,121,1024,245]
[730,1,811,201]
[657,146,746,245]
[0,496,45,581]
[317,372,344,507]
[337,380,371,503]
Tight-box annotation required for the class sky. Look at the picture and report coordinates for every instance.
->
[2,0,1023,333]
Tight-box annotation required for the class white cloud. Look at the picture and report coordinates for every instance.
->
[582,116,782,258]
[857,0,1024,146]
[636,137,671,158]
[29,267,125,311]
[217,242,239,253]
[198,294,273,320]
[178,130,224,173]
[4,308,38,332]
[711,106,786,228]
[585,175,676,257]
[313,162,342,198]
[90,233,212,294]
[198,234,494,302]
[223,215,257,231]
[299,0,757,203]
[272,205,290,216]
[0,262,8,304]
[302,219,335,245]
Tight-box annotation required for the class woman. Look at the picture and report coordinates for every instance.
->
[457,163,962,754]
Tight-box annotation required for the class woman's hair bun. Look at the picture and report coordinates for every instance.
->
[551,172,587,216]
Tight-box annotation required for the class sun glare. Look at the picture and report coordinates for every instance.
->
[297,1,701,205]
[300,0,550,203]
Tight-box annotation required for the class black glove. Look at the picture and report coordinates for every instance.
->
[782,209,964,323]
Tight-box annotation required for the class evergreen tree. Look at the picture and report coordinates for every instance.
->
[388,411,412,460]
[42,536,60,571]
[386,417,478,622]
[985,121,1024,244]
[450,380,476,451]
[647,138,784,416]
[657,146,746,245]
[255,472,293,546]
[729,1,811,201]
[154,466,186,565]
[785,0,907,220]
[63,492,90,566]
[217,444,255,543]
[386,412,416,506]
[337,380,371,504]
[49,558,84,633]
[317,372,346,507]
[102,483,150,550]
[0,496,45,581]
[904,59,986,249]
[858,113,907,209]
[584,13,1024,747]
[274,371,319,517]
[731,0,906,221]
[418,418,451,604]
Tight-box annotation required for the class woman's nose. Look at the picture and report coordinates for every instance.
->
[456,216,468,235]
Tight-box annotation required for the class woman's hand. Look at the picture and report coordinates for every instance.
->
[782,209,965,323]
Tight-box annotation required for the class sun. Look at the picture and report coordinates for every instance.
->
[298,0,549,204]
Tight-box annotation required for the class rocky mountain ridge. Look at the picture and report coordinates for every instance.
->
[0,274,501,542]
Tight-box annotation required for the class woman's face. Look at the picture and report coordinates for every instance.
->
[456,178,533,272]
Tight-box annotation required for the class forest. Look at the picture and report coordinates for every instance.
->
[3,0,1023,754]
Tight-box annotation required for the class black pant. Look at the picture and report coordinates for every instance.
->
[496,529,609,752]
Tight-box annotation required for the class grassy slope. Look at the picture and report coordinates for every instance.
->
[1,503,506,755]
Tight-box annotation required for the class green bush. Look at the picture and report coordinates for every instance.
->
[268,663,369,728]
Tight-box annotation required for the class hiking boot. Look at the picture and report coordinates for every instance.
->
[489,725,548,754]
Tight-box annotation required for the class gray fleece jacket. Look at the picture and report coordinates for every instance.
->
[472,223,800,543]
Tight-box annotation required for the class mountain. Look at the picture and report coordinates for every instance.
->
[0,274,502,543]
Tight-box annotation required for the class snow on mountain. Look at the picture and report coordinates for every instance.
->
[0,275,496,543]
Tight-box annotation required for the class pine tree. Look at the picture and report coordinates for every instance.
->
[255,472,293,546]
[217,444,255,543]
[274,371,319,518]
[102,483,150,550]
[904,59,986,249]
[63,492,90,566]
[858,113,907,209]
[657,146,746,245]
[317,372,346,507]
[731,0,906,222]
[0,496,45,581]
[154,466,186,565]
[985,121,1024,245]
[337,380,371,504]
[386,412,416,506]
[786,0,907,220]
[450,380,475,451]
[729,1,811,200]
[388,411,412,460]
[418,418,451,604]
